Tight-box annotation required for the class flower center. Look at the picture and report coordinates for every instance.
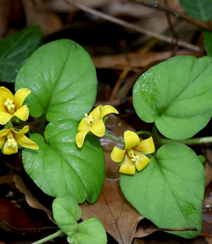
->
[4,98,15,114]
[127,149,139,164]
[6,132,17,148]
[84,113,94,125]
[7,138,17,148]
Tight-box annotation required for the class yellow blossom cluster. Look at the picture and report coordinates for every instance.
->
[0,87,39,155]
[75,105,155,175]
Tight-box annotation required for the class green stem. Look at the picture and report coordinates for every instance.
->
[159,136,212,146]
[152,125,212,146]
[105,130,123,141]
[40,114,46,136]
[136,130,153,136]
[32,230,63,244]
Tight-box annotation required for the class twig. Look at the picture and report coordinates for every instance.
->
[110,68,131,101]
[164,0,179,44]
[94,96,133,107]
[65,0,201,52]
[129,0,212,32]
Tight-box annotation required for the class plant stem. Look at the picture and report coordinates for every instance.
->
[65,0,201,52]
[152,125,212,146]
[105,130,123,141]
[32,230,63,244]
[136,130,153,136]
[159,136,212,146]
[40,114,46,136]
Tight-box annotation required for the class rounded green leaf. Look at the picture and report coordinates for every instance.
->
[67,218,107,244]
[15,39,97,121]
[22,119,105,203]
[0,25,42,83]
[133,55,212,140]
[120,143,205,239]
[52,196,81,236]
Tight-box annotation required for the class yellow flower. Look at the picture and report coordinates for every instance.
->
[76,105,119,148]
[0,126,39,155]
[0,86,31,125]
[111,130,155,175]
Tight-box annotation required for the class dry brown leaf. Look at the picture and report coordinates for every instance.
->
[0,0,23,38]
[0,171,13,186]
[0,197,56,235]
[13,174,54,223]
[102,0,184,45]
[80,178,144,244]
[134,225,160,238]
[21,0,62,37]
[38,0,116,12]
[92,50,196,69]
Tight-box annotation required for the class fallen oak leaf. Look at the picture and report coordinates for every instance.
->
[80,178,144,244]
[0,198,57,235]
[134,224,197,238]
[13,174,55,223]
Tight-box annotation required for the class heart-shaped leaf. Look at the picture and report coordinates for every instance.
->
[67,218,107,244]
[133,55,212,140]
[15,39,97,121]
[180,0,212,22]
[120,143,205,239]
[0,25,42,83]
[53,197,107,244]
[52,196,81,236]
[22,119,105,204]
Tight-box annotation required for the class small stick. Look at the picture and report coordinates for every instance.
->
[65,0,201,52]
[129,0,212,32]
[110,68,131,101]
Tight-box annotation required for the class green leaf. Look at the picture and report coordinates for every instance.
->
[67,218,107,244]
[179,0,212,22]
[52,196,81,236]
[133,55,212,140]
[204,31,212,56]
[0,25,42,83]
[120,143,205,239]
[15,39,97,122]
[22,119,105,203]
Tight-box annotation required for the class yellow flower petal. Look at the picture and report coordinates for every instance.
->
[90,105,102,122]
[90,120,105,137]
[11,125,29,135]
[0,97,7,113]
[75,130,89,148]
[0,137,5,147]
[111,146,126,162]
[14,134,39,150]
[78,117,91,131]
[136,137,155,154]
[135,153,150,171]
[14,88,31,109]
[0,112,13,125]
[3,140,18,155]
[13,105,29,121]
[124,130,140,150]
[119,154,135,175]
[100,105,119,119]
[0,87,14,101]
[0,128,10,138]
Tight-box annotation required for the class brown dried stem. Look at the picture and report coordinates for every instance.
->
[65,0,201,52]
[129,0,212,32]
